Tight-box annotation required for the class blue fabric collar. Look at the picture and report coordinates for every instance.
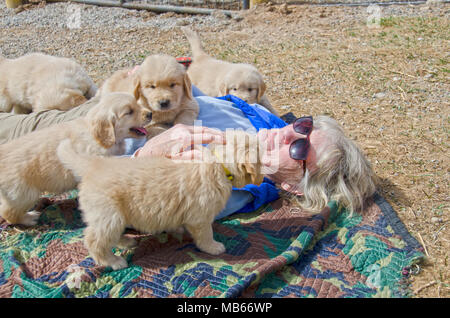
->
[216,95,288,131]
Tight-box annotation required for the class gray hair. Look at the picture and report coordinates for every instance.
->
[298,116,376,214]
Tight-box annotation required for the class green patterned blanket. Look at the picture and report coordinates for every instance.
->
[0,191,423,298]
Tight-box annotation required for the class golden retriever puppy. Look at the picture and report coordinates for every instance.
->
[97,54,199,138]
[56,130,264,270]
[0,93,151,226]
[0,53,97,114]
[182,27,279,116]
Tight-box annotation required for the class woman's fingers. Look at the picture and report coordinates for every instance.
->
[172,124,225,144]
[190,132,225,145]
[171,149,204,162]
[136,125,225,158]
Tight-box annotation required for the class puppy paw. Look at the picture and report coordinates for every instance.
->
[19,211,40,226]
[199,241,226,255]
[105,256,128,271]
[117,236,137,249]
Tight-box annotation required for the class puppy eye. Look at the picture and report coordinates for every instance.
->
[127,109,134,115]
[248,88,253,92]
[147,84,156,89]
[169,83,176,88]
[232,88,237,91]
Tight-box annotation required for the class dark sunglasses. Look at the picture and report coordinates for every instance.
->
[289,116,313,171]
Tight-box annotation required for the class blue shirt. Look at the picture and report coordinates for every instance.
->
[124,88,287,219]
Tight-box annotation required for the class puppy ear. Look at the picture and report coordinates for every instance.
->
[132,76,141,101]
[257,80,266,102]
[219,82,229,97]
[241,163,264,185]
[90,113,116,149]
[183,73,193,100]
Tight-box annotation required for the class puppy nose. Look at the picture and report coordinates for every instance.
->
[146,112,152,121]
[159,100,170,109]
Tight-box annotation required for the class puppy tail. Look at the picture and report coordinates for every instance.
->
[57,139,91,180]
[181,27,207,59]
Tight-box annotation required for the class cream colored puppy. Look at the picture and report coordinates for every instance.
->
[0,53,97,114]
[98,54,199,138]
[182,27,279,116]
[57,130,264,270]
[0,93,151,226]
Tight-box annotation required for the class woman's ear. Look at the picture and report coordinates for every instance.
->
[183,73,193,100]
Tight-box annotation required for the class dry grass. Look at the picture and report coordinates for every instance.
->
[0,2,448,297]
[239,4,450,298]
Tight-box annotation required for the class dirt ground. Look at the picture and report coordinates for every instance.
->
[0,1,448,297]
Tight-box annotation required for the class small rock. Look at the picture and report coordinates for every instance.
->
[373,92,386,99]
[431,217,442,223]
[232,14,244,22]
[175,19,189,26]
[278,3,292,15]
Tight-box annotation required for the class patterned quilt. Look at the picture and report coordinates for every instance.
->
[0,190,423,298]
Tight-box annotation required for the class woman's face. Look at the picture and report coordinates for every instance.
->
[258,124,325,194]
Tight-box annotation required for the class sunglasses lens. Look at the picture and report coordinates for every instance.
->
[289,138,310,160]
[293,116,313,135]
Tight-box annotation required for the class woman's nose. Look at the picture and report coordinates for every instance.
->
[282,125,303,144]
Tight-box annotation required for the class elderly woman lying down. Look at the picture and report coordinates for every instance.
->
[0,87,376,219]
[127,92,376,218]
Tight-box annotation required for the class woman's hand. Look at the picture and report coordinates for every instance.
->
[135,124,225,159]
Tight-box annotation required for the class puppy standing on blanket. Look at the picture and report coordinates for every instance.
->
[0,93,151,226]
[0,53,97,114]
[182,27,279,116]
[97,54,199,138]
[57,131,264,270]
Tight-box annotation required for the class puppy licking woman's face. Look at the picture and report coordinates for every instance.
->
[88,93,150,149]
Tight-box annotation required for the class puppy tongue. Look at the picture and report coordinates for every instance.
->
[134,127,148,135]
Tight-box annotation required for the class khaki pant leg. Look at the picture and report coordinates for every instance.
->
[0,96,100,145]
